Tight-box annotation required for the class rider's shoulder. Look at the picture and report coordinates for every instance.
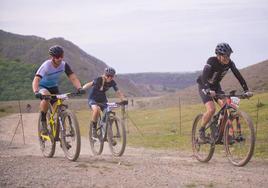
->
[42,59,52,65]
[38,59,51,69]
[207,56,218,65]
[94,76,103,84]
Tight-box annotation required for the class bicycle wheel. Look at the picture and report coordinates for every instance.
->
[224,111,255,166]
[107,115,126,157]
[60,109,81,161]
[89,118,104,155]
[38,107,55,158]
[192,114,215,162]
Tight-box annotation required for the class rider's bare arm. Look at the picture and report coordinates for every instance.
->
[116,90,125,101]
[32,76,41,93]
[82,81,93,90]
[68,73,82,89]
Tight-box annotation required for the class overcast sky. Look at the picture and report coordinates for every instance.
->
[1,0,268,73]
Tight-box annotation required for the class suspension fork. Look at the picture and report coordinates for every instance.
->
[105,111,116,131]
[236,116,241,134]
[56,104,67,140]
[99,110,108,139]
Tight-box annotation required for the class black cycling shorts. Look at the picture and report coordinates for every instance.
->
[39,86,59,104]
[198,84,224,104]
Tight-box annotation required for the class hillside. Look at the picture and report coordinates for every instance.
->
[0,30,147,98]
[1,30,267,101]
[221,60,268,92]
[141,60,268,108]
[119,71,201,96]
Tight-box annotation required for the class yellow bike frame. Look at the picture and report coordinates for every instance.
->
[40,98,64,141]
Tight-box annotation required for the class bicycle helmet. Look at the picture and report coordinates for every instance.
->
[215,43,233,55]
[104,67,116,76]
[49,45,64,58]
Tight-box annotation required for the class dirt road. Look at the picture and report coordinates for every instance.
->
[0,113,267,188]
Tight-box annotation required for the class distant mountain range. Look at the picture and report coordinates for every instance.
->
[0,29,267,101]
[119,72,201,96]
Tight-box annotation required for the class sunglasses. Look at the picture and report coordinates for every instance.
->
[55,55,63,59]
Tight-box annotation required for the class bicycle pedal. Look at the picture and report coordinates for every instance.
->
[112,140,117,146]
[235,136,245,142]
[66,143,72,150]
[215,140,224,145]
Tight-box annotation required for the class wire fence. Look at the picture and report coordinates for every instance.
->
[125,97,266,138]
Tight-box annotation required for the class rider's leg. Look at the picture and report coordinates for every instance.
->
[90,105,101,137]
[201,101,216,128]
[91,105,101,122]
[217,98,225,107]
[39,90,50,117]
[216,98,226,124]
[199,101,216,141]
[198,84,216,128]
[39,89,50,133]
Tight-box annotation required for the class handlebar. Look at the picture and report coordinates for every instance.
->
[202,89,253,99]
[40,92,84,100]
[116,100,128,106]
[216,93,252,99]
[94,100,129,108]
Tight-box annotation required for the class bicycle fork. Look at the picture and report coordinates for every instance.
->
[58,115,66,140]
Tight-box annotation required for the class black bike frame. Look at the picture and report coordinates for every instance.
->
[205,96,238,144]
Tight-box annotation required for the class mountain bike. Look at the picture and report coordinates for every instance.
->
[192,90,255,166]
[38,92,83,161]
[89,100,128,157]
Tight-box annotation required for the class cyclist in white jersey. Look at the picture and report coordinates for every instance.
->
[32,45,85,134]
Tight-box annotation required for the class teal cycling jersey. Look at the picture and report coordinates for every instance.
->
[35,59,73,88]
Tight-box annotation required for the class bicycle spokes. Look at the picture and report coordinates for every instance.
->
[108,117,126,157]
[60,111,81,161]
[38,112,56,158]
[89,121,104,155]
[224,112,255,166]
[192,114,215,163]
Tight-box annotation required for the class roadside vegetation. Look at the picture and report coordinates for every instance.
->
[76,92,268,158]
[1,92,267,158]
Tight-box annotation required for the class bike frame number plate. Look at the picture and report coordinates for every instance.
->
[107,103,119,108]
[56,94,69,99]
[230,97,240,109]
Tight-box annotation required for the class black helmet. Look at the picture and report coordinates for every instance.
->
[215,43,233,55]
[104,67,116,76]
[49,45,64,58]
